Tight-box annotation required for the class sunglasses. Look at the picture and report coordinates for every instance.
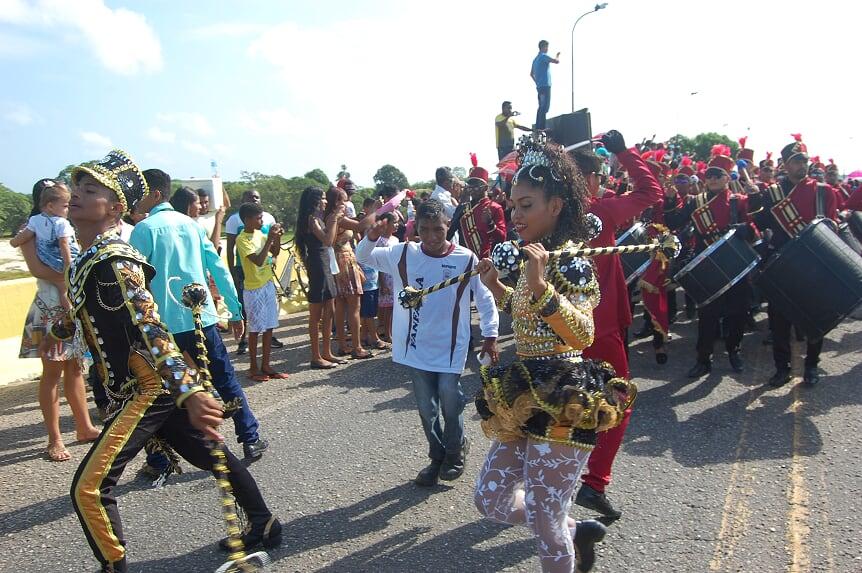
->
[705,169,725,180]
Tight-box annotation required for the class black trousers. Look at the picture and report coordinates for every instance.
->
[695,280,751,363]
[70,391,271,568]
[768,304,823,371]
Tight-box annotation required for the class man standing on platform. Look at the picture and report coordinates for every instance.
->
[531,40,559,130]
[495,101,531,160]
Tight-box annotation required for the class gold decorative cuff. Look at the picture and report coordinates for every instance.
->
[497,286,514,312]
[528,283,557,315]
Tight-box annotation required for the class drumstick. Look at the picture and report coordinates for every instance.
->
[398,235,680,309]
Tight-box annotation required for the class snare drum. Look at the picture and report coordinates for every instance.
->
[616,222,650,285]
[672,228,760,308]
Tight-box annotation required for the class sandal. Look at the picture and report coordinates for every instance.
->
[46,443,70,462]
[370,340,390,350]
[248,373,270,382]
[351,350,374,360]
[262,371,290,379]
[311,361,338,370]
[322,356,348,365]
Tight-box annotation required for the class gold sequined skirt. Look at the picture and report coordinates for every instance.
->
[475,357,636,450]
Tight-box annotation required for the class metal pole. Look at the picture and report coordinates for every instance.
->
[571,4,607,113]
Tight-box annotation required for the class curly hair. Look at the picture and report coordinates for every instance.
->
[514,137,591,248]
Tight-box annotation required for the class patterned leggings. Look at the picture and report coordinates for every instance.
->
[474,439,591,573]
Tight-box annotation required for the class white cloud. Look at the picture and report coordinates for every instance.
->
[80,130,112,150]
[147,126,176,144]
[190,22,265,39]
[157,112,215,137]
[0,0,161,75]
[143,150,172,166]
[237,108,305,136]
[181,141,211,156]
[2,103,40,126]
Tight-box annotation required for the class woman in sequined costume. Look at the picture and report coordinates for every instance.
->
[473,135,636,573]
[43,151,280,573]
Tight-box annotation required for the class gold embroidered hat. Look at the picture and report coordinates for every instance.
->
[71,149,149,214]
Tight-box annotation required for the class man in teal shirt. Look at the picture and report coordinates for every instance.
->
[130,169,268,459]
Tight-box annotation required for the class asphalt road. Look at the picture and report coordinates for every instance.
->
[0,305,860,573]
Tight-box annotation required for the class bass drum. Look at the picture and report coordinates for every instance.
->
[839,222,862,255]
[756,218,862,340]
[672,228,760,308]
[616,222,650,285]
[847,210,862,242]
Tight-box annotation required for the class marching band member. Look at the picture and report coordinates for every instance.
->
[665,146,761,378]
[570,130,663,520]
[758,135,838,387]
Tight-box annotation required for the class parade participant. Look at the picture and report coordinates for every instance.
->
[473,134,636,573]
[825,159,849,207]
[357,199,499,486]
[632,150,673,364]
[47,151,279,573]
[759,135,838,386]
[665,146,761,378]
[756,152,776,191]
[495,100,531,159]
[531,40,560,130]
[569,130,663,520]
[667,157,697,321]
[431,167,459,219]
[450,155,507,258]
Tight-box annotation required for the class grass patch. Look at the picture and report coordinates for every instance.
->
[0,269,31,281]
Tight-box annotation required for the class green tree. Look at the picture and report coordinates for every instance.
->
[336,164,350,181]
[410,179,435,190]
[690,132,739,162]
[304,169,330,187]
[224,172,318,231]
[0,183,32,236]
[373,164,409,190]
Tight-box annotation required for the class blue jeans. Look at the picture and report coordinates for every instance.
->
[536,86,551,130]
[173,324,261,444]
[410,368,465,461]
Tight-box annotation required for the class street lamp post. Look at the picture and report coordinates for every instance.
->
[571,3,608,112]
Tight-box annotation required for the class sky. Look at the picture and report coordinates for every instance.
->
[1,0,861,194]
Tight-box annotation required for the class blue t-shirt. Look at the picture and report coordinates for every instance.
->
[532,52,552,88]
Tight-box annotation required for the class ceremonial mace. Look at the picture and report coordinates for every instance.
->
[397,233,680,310]
[180,283,272,573]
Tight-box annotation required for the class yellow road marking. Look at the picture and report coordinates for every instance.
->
[709,349,763,571]
[787,383,810,573]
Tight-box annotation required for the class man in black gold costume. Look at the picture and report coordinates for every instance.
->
[43,151,281,573]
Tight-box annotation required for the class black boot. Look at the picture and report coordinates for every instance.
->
[219,516,282,552]
[439,438,470,482]
[101,558,128,573]
[768,368,792,387]
[574,483,622,519]
[802,366,820,386]
[632,320,653,340]
[414,459,443,487]
[728,351,744,373]
[687,360,712,378]
[574,519,608,573]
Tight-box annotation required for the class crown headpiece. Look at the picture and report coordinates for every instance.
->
[513,133,562,185]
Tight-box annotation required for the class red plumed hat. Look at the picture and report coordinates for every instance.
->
[825,158,839,173]
[781,133,808,162]
[708,144,736,174]
[467,152,488,183]
[759,151,774,169]
[737,136,755,163]
[679,155,695,177]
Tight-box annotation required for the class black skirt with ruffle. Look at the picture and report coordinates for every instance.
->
[475,357,636,451]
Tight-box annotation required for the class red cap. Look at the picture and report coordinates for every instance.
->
[336,177,356,191]
[467,166,489,183]
[826,158,839,173]
[759,151,774,168]
[737,137,755,163]
[678,155,695,176]
[708,153,736,175]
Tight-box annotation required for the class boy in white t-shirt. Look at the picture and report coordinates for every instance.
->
[356,199,499,486]
[11,179,79,307]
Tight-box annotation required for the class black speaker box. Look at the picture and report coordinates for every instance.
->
[546,109,592,147]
